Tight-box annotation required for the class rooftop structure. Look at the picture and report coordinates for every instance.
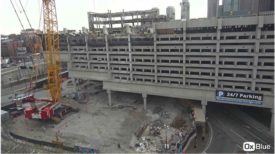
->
[88,8,167,34]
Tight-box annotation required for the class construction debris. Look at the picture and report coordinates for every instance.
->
[133,112,193,153]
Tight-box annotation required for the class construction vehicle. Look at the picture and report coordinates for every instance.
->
[10,0,74,121]
[24,0,63,120]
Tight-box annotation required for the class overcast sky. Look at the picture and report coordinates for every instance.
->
[0,0,207,35]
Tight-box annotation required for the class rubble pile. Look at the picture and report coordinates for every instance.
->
[148,120,163,136]
[133,114,193,153]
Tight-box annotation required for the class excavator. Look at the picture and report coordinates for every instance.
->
[24,0,63,120]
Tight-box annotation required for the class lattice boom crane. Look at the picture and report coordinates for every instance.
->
[24,0,62,120]
[43,0,61,103]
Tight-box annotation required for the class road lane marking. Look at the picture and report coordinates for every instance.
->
[233,111,272,139]
[246,130,270,146]
[203,122,214,153]
[246,131,274,152]
[230,129,246,141]
[244,123,272,139]
[231,129,265,153]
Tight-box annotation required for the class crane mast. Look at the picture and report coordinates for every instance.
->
[43,0,61,103]
[23,0,63,120]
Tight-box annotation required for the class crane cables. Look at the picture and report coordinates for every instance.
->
[18,0,33,29]
[9,0,33,29]
[9,0,25,29]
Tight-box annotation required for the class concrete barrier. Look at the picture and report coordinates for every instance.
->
[9,132,74,152]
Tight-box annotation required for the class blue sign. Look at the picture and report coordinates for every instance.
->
[216,90,263,105]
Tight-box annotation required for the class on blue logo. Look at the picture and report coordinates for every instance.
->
[218,91,224,97]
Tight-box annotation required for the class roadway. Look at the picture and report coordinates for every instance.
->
[1,79,73,107]
[1,66,18,73]
[1,89,50,107]
[205,103,274,153]
[1,61,46,73]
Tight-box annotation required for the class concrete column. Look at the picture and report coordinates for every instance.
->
[105,34,110,72]
[84,35,89,68]
[120,16,123,28]
[107,89,112,106]
[85,35,88,51]
[142,93,147,111]
[201,99,207,140]
[66,35,70,51]
[108,10,112,29]
[121,10,124,30]
[87,52,90,70]
[251,17,262,91]
[67,35,73,70]
[201,99,207,115]
[271,109,274,134]
[182,21,186,86]
[128,34,133,81]
[132,15,134,26]
[252,38,259,90]
[153,24,157,83]
[215,19,222,88]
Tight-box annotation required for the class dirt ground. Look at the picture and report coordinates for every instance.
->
[5,82,194,153]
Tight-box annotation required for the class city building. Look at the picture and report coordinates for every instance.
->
[208,0,274,18]
[220,0,274,17]
[1,37,24,58]
[166,6,176,20]
[180,0,190,20]
[208,0,219,18]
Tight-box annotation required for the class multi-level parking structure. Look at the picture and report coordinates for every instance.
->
[58,14,274,130]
